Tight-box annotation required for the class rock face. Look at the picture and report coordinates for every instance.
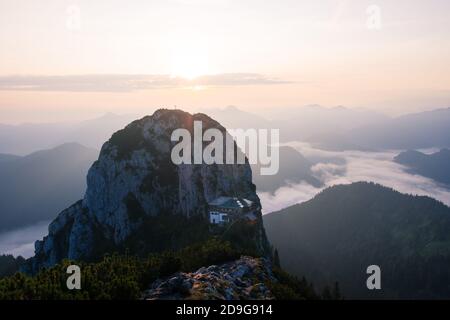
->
[143,256,275,300]
[26,109,269,273]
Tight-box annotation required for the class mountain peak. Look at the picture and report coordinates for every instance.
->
[225,105,239,112]
[25,109,269,273]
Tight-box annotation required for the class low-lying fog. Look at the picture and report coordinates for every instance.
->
[2,142,450,258]
[259,142,450,214]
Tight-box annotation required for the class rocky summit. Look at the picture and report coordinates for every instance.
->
[25,109,270,273]
[142,256,275,300]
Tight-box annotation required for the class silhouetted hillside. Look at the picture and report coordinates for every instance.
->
[251,146,322,193]
[0,143,98,231]
[0,113,137,155]
[264,182,450,299]
[0,153,20,163]
[394,149,450,187]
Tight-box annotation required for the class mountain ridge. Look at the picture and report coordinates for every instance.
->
[394,149,450,187]
[314,107,450,151]
[263,181,450,299]
[0,143,98,232]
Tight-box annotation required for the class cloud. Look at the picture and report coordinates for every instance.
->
[259,143,450,214]
[0,73,291,92]
[0,221,49,258]
[259,182,322,214]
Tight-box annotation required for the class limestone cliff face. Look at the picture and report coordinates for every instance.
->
[26,109,269,273]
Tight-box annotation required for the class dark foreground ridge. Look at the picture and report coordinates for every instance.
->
[264,181,450,299]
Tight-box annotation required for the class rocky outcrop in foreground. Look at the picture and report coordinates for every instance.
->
[143,256,275,300]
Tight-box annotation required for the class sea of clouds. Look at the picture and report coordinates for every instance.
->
[2,143,450,258]
[259,142,450,214]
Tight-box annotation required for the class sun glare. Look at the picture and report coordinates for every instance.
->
[170,47,210,80]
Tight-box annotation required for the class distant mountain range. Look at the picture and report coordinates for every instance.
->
[269,105,389,143]
[0,143,98,232]
[264,182,450,299]
[203,105,388,145]
[205,106,450,151]
[200,105,273,131]
[2,106,450,155]
[313,108,450,151]
[0,113,137,155]
[394,149,450,187]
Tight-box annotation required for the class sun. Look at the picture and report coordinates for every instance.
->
[170,47,210,80]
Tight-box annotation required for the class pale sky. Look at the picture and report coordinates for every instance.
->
[1,0,450,123]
